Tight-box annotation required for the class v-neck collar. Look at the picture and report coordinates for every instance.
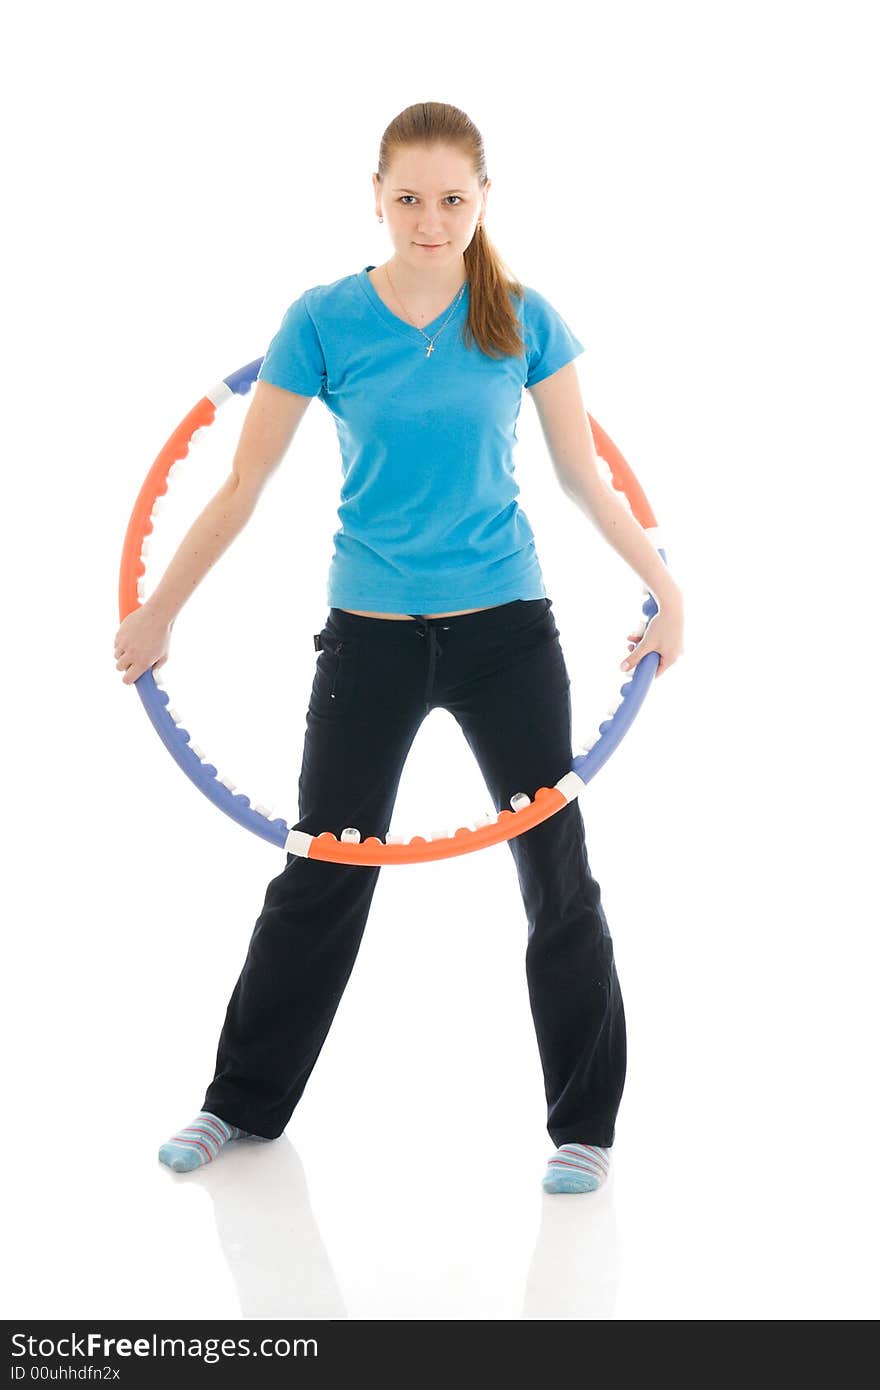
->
[357,265,469,341]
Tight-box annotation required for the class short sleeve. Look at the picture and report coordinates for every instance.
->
[256,293,327,396]
[523,287,585,389]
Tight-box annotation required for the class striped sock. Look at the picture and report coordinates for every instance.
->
[158,1111,255,1172]
[543,1142,611,1194]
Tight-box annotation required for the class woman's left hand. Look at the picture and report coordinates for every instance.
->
[622,593,684,680]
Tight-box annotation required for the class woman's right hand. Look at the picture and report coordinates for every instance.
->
[114,602,176,685]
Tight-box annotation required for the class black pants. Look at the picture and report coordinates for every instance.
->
[202,599,626,1147]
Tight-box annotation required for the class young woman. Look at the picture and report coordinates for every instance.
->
[115,102,684,1194]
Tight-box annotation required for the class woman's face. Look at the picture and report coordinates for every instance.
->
[373,143,489,270]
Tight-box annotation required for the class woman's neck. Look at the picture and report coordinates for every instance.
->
[378,255,467,301]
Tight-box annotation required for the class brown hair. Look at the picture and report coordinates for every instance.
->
[376,102,526,361]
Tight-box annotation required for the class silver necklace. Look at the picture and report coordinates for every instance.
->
[383,264,467,357]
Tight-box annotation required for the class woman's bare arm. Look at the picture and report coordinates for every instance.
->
[146,381,314,623]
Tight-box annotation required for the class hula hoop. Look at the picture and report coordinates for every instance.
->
[119,358,667,866]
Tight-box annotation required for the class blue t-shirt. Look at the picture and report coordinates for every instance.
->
[256,265,584,611]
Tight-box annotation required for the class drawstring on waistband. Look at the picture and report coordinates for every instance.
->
[410,615,451,712]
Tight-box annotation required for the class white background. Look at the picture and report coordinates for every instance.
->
[3,0,878,1322]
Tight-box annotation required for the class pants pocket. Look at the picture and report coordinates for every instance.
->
[309,630,360,717]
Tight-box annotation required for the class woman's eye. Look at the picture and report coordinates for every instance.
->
[398,195,462,206]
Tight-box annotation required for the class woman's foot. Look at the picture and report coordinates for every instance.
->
[158,1111,263,1171]
[542,1143,610,1193]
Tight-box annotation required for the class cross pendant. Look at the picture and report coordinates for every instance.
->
[426,341,434,357]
